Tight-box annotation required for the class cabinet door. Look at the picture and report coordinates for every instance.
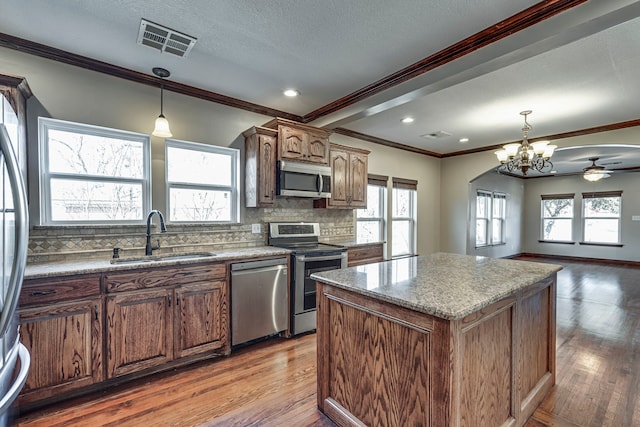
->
[306,132,330,164]
[106,288,173,378]
[329,149,349,207]
[174,280,229,359]
[258,133,277,205]
[19,298,103,405]
[279,125,306,161]
[348,151,368,207]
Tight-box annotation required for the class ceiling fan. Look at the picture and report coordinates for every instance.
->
[583,157,613,182]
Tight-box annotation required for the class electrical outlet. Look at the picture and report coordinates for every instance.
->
[632,215,640,221]
[251,223,261,233]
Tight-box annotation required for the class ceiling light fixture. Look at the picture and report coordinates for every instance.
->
[402,117,414,124]
[494,110,556,176]
[459,137,469,143]
[284,89,299,97]
[152,67,172,138]
[583,157,611,182]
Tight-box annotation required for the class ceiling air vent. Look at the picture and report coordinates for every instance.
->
[421,130,452,139]
[137,19,197,58]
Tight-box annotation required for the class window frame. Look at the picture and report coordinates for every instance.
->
[391,177,417,258]
[165,138,240,224]
[581,191,622,245]
[475,190,507,248]
[38,117,151,226]
[356,174,387,245]
[540,193,575,243]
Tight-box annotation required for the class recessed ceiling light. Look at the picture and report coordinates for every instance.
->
[550,170,558,174]
[284,89,299,97]
[459,137,469,143]
[401,117,414,124]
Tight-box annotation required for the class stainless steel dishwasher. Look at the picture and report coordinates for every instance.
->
[230,257,288,346]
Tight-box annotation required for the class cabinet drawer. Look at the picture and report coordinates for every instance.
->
[105,263,227,293]
[20,274,101,306]
[348,244,384,267]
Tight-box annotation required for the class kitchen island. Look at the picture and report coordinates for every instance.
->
[311,253,562,427]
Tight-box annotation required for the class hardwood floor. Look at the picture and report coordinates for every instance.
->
[17,257,640,426]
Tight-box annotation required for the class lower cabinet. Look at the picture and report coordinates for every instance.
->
[19,262,230,408]
[104,263,229,379]
[347,243,384,267]
[106,288,174,378]
[18,274,103,406]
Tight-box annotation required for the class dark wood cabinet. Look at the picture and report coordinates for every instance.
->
[18,275,103,406]
[315,144,369,209]
[347,243,384,267]
[244,126,277,207]
[106,288,174,378]
[263,118,331,164]
[174,281,228,358]
[0,73,31,177]
[104,263,229,379]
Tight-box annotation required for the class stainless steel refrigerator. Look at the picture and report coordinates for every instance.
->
[0,123,30,425]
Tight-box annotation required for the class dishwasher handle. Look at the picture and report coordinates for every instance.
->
[231,257,288,272]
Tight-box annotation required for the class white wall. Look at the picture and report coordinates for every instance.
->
[523,173,640,262]
[468,171,524,258]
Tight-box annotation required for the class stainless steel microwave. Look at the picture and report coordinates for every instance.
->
[276,160,331,198]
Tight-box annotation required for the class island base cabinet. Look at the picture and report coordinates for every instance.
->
[18,298,103,406]
[317,276,556,427]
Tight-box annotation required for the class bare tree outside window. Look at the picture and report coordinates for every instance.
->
[39,118,150,224]
[166,139,239,223]
[541,197,574,241]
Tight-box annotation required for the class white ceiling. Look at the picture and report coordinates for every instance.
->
[2,0,640,176]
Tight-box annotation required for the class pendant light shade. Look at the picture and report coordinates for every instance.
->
[152,67,172,138]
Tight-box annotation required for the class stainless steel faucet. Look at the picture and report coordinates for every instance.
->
[145,210,167,255]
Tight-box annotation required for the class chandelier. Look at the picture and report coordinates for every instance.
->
[495,110,556,175]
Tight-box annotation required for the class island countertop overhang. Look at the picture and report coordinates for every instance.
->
[311,252,562,320]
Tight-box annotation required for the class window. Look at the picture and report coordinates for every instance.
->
[475,190,506,247]
[38,118,151,225]
[391,178,417,257]
[540,194,574,241]
[356,174,387,244]
[582,191,622,244]
[165,139,239,223]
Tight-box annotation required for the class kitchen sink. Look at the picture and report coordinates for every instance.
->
[110,252,216,264]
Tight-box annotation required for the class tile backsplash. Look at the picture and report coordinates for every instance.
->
[27,199,355,264]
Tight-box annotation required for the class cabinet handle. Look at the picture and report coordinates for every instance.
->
[176,296,180,306]
[95,304,99,321]
[30,289,57,296]
[167,295,171,307]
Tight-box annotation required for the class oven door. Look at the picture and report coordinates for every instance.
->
[294,252,347,315]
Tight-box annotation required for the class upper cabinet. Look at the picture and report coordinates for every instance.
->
[314,143,369,209]
[244,126,277,208]
[0,73,32,178]
[263,118,330,164]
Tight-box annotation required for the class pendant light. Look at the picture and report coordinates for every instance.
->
[152,67,172,138]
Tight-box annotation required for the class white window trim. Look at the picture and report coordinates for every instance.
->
[38,117,151,225]
[391,187,416,258]
[356,184,386,244]
[475,190,506,248]
[540,195,575,242]
[165,138,240,224]
[581,194,622,244]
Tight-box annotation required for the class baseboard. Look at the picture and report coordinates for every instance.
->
[514,252,640,268]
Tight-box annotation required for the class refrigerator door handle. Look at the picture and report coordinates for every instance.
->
[0,342,30,413]
[0,125,29,337]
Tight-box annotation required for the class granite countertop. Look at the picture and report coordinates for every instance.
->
[311,252,562,320]
[24,246,291,280]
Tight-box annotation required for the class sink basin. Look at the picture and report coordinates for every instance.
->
[110,252,216,264]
